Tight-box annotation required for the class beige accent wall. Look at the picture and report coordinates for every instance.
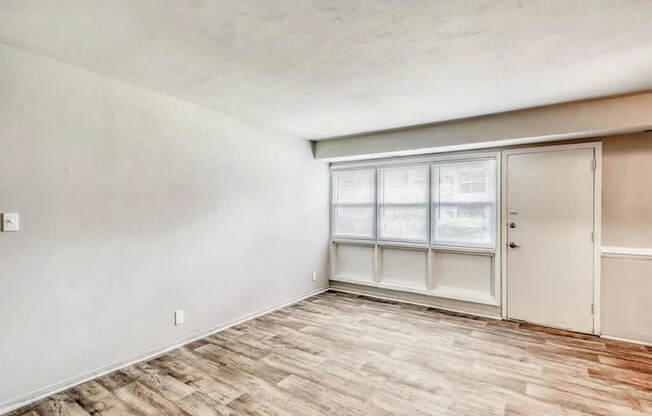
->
[600,133,652,344]
[601,259,652,344]
[314,93,652,161]
[602,134,652,247]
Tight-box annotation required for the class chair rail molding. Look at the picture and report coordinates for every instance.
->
[601,246,652,260]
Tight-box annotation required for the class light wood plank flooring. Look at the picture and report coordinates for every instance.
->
[7,290,652,416]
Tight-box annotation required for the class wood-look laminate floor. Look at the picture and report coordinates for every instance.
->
[7,291,652,416]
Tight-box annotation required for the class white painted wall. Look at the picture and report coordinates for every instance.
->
[0,45,330,408]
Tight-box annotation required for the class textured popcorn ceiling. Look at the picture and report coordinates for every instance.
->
[1,0,651,139]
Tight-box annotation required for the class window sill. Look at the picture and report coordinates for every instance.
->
[430,245,495,255]
[331,239,495,255]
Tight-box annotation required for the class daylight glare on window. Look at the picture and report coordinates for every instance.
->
[332,169,375,238]
[432,159,496,247]
[378,165,429,242]
[332,157,497,248]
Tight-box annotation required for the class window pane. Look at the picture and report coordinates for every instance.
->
[332,169,375,238]
[432,159,496,247]
[378,165,429,242]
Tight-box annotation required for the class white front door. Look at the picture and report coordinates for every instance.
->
[505,146,596,334]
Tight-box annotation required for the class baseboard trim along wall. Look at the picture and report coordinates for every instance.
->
[601,334,652,347]
[601,246,652,260]
[329,281,502,320]
[0,286,329,415]
[332,281,652,347]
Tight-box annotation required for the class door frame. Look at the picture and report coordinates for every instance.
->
[500,142,602,334]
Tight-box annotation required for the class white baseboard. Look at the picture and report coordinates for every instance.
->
[601,333,652,347]
[330,284,652,346]
[329,284,501,320]
[0,286,329,415]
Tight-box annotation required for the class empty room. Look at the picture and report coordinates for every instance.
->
[1,1,651,415]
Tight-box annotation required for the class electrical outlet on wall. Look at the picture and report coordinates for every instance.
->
[312,271,317,281]
[2,213,19,232]
[174,310,184,326]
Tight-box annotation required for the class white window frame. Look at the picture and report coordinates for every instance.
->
[331,151,501,253]
[431,157,498,249]
[330,150,502,307]
[377,162,431,245]
[330,167,377,241]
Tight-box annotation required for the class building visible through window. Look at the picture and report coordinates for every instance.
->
[331,156,497,248]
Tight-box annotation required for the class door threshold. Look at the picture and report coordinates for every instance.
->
[506,318,597,337]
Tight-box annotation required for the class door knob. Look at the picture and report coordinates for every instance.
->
[509,222,516,228]
[509,242,520,248]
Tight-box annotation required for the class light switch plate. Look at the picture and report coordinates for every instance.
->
[2,213,19,232]
[174,310,184,326]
